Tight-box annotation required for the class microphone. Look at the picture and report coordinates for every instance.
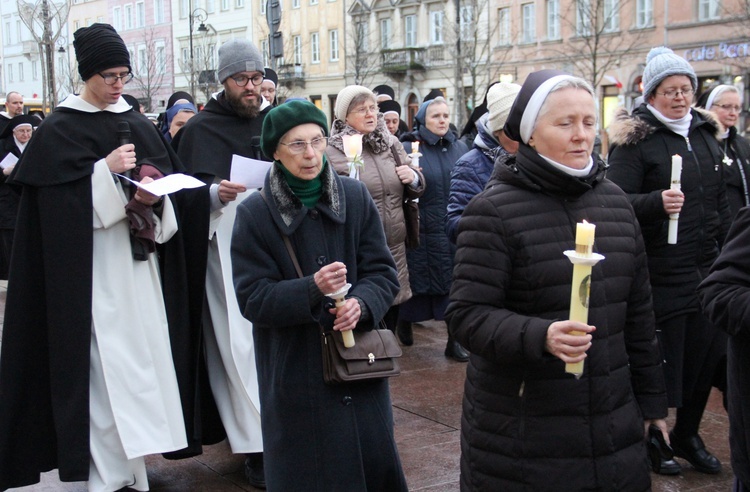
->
[117,121,131,146]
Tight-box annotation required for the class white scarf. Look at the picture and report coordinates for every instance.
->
[540,154,594,177]
[13,136,27,153]
[646,104,692,138]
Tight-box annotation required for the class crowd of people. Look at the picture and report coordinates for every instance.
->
[0,22,746,492]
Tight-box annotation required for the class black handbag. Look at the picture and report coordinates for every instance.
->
[260,189,402,385]
[391,144,420,250]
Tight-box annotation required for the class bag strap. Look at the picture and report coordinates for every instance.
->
[259,188,303,279]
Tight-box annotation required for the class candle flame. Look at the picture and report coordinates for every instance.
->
[412,141,420,154]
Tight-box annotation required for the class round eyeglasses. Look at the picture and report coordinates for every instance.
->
[279,137,329,154]
[230,73,264,87]
[98,71,134,85]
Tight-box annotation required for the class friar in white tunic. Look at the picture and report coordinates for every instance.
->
[0,24,191,492]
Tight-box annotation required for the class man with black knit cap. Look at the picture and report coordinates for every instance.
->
[0,23,193,491]
[172,37,270,489]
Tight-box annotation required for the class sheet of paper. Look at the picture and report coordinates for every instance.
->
[230,154,272,189]
[0,152,18,170]
[114,172,206,196]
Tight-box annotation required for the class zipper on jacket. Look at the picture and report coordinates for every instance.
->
[685,135,709,265]
[518,380,525,397]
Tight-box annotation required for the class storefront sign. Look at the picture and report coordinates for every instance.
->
[684,42,750,62]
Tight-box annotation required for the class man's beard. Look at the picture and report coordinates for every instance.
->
[226,89,261,119]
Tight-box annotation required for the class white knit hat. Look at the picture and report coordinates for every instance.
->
[486,82,521,134]
[335,85,375,120]
[642,47,697,98]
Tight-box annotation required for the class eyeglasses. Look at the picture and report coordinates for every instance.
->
[655,88,695,99]
[98,71,134,85]
[349,105,379,116]
[230,73,264,87]
[13,128,33,134]
[713,103,742,113]
[279,136,328,154]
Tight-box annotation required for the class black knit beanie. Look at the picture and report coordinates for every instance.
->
[261,100,329,160]
[74,23,131,81]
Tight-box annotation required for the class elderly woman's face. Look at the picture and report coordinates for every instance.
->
[13,125,33,144]
[425,102,450,137]
[273,123,327,180]
[346,98,379,134]
[648,75,694,120]
[529,87,596,170]
[711,91,742,129]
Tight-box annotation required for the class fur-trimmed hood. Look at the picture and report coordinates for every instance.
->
[608,104,724,147]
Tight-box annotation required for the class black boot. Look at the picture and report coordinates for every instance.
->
[244,452,266,489]
[444,338,469,362]
[647,424,681,475]
[396,320,413,346]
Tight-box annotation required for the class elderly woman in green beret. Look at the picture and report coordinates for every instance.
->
[230,99,407,491]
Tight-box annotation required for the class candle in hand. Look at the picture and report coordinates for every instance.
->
[668,154,682,244]
[565,220,601,378]
[342,134,363,161]
[412,141,419,154]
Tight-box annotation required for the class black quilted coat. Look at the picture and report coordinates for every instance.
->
[446,147,667,492]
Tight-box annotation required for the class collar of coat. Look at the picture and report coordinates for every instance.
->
[265,160,344,234]
[608,104,724,147]
[328,115,391,156]
[489,144,606,199]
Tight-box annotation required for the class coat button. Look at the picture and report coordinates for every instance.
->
[342,396,352,406]
[316,256,327,266]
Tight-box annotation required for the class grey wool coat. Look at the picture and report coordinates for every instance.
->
[231,162,407,492]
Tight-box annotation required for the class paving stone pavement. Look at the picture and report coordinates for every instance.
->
[0,285,734,491]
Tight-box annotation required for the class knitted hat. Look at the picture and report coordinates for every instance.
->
[378,99,401,116]
[486,82,521,134]
[642,47,697,98]
[334,85,374,120]
[73,23,131,81]
[218,38,265,84]
[261,100,329,159]
[373,84,395,100]
[504,69,575,144]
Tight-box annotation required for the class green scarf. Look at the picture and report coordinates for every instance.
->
[277,159,326,208]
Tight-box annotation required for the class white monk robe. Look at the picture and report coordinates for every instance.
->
[88,159,186,491]
[203,187,262,453]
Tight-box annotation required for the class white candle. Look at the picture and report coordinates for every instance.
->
[566,220,596,378]
[342,134,363,161]
[668,154,682,245]
[412,141,419,154]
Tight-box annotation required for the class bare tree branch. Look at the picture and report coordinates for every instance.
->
[130,28,170,112]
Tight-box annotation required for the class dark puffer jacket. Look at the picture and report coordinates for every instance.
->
[720,125,750,217]
[607,105,731,321]
[401,125,468,295]
[446,147,667,492]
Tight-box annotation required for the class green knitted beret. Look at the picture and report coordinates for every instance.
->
[261,100,329,160]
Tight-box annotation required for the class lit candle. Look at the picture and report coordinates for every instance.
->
[564,220,604,378]
[412,141,419,154]
[668,154,682,245]
[342,134,363,160]
[327,283,355,348]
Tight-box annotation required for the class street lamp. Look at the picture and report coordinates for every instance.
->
[188,6,209,98]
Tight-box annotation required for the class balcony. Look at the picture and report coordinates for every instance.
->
[277,64,305,89]
[381,48,426,74]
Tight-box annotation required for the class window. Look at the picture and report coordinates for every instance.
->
[357,21,369,51]
[311,32,320,63]
[460,5,473,41]
[260,0,265,13]
[98,15,104,22]
[699,0,720,20]
[261,39,269,66]
[74,20,80,30]
[124,4,133,29]
[18,63,23,82]
[154,0,164,23]
[380,18,392,49]
[86,17,93,26]
[546,0,559,40]
[16,20,21,42]
[636,0,653,27]
[32,61,38,80]
[576,0,591,36]
[292,0,299,8]
[310,0,318,5]
[430,11,444,44]
[156,44,166,72]
[603,0,619,31]
[293,35,302,64]
[236,0,244,8]
[136,46,146,75]
[135,1,145,28]
[5,23,10,45]
[498,8,510,44]
[7,64,12,83]
[405,14,417,47]
[522,3,536,43]
[208,43,216,69]
[182,47,189,67]
[329,29,339,61]
[206,0,215,13]
[180,0,189,17]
